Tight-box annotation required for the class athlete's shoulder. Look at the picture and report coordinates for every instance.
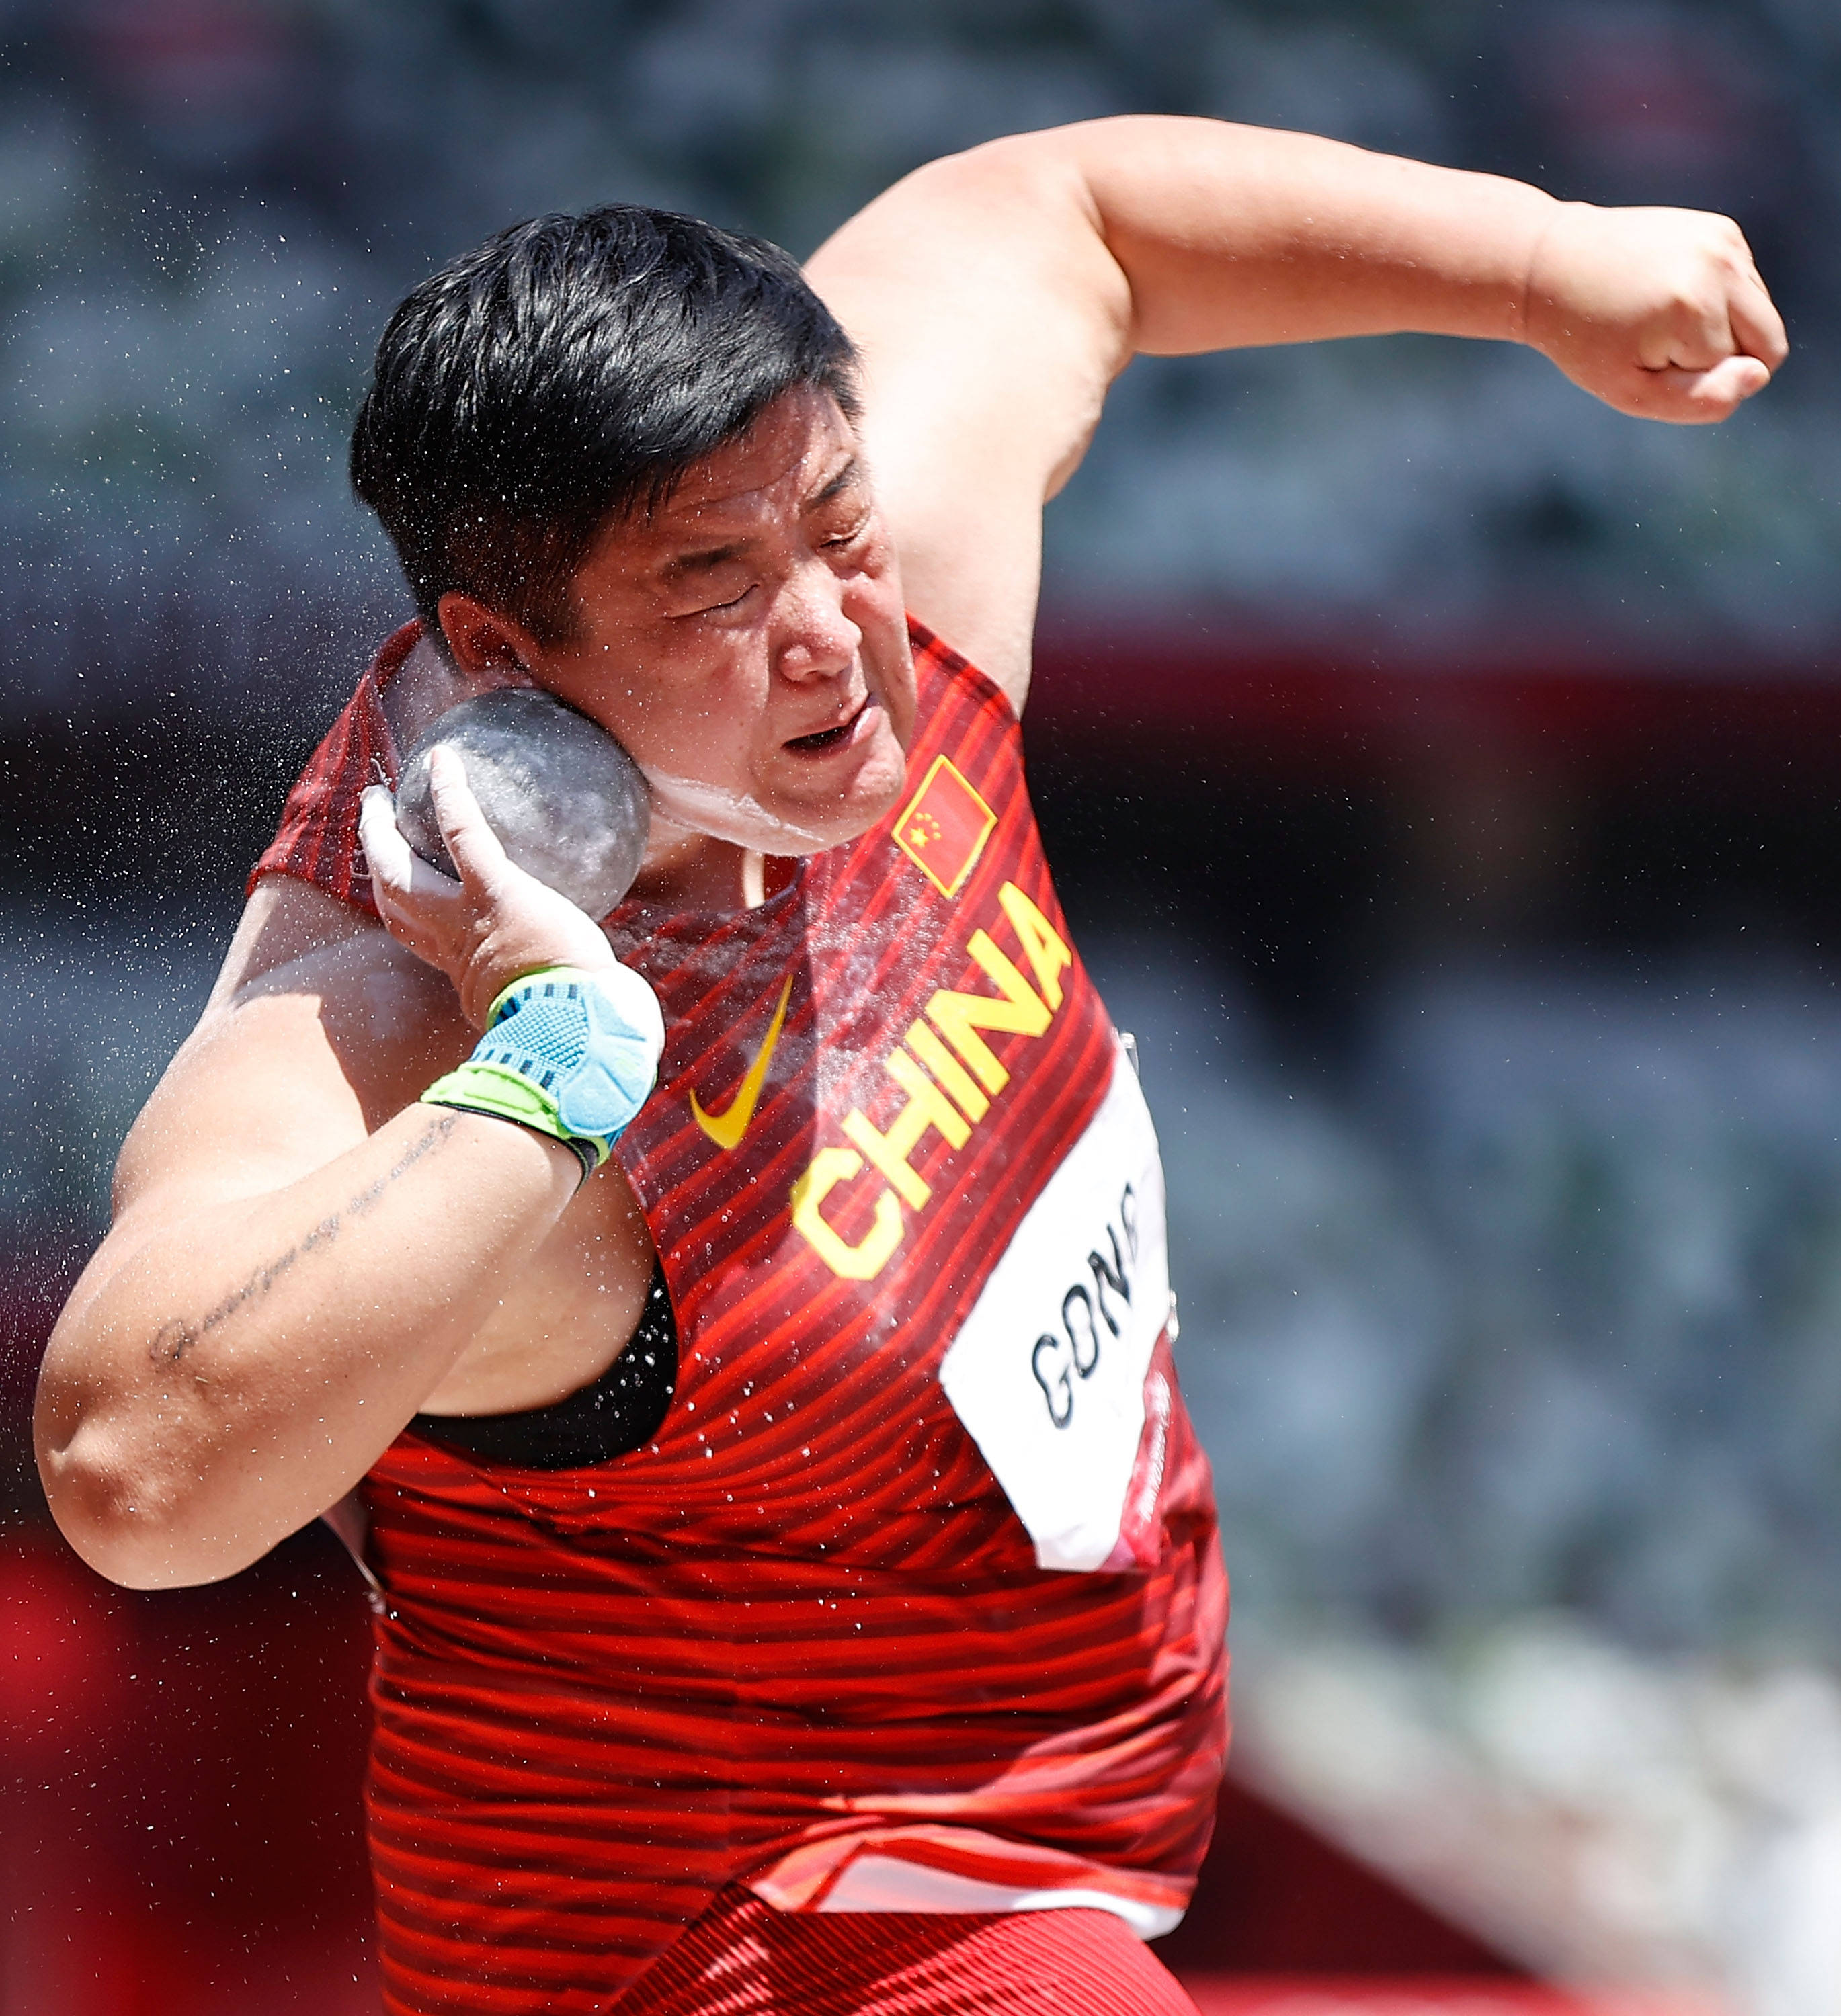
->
[208,873,387,1011]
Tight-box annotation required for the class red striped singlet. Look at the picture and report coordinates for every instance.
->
[255,618,1229,2016]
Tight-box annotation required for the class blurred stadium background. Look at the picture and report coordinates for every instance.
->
[7,1,1841,2010]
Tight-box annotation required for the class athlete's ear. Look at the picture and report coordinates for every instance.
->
[436,593,542,694]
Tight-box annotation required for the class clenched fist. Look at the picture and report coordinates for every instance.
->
[1522,201,1786,423]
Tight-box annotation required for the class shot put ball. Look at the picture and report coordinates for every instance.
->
[395,688,651,919]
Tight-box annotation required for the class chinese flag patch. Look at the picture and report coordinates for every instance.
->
[891,755,997,898]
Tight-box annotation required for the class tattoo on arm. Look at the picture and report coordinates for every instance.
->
[147,1114,459,1366]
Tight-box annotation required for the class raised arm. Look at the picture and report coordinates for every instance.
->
[807,116,1787,703]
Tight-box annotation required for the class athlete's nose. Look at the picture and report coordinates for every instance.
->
[774,561,862,683]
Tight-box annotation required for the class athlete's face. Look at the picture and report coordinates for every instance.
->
[509,388,915,859]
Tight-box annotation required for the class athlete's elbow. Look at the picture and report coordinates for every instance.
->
[35,1419,253,1591]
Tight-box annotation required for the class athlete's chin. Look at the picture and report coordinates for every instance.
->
[775,739,909,853]
[640,751,904,859]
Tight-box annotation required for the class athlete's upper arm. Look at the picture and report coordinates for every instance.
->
[807,131,1133,710]
[206,871,377,1009]
[110,876,463,1245]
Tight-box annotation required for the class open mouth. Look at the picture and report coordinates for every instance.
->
[784,698,872,753]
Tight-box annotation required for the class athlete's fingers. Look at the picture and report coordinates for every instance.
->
[1629,351,1773,424]
[363,776,618,1022]
[427,746,512,886]
[1635,288,1734,375]
[1528,202,1786,426]
[1691,351,1774,408]
[1728,263,1789,374]
[358,784,459,904]
[1635,256,1785,382]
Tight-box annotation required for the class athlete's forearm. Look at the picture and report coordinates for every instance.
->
[34,1102,578,1589]
[1052,115,1555,356]
[1045,115,1781,421]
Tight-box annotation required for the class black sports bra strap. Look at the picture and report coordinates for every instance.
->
[409,1263,678,1470]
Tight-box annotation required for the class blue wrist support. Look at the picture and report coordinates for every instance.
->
[423,964,664,1177]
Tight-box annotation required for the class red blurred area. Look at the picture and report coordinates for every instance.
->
[1027,626,1841,775]
[1,1521,377,2013]
[1162,1784,1517,1980]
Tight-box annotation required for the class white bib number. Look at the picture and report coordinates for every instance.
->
[938,1041,1171,1572]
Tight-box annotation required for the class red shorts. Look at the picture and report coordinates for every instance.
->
[611,1885,1200,2015]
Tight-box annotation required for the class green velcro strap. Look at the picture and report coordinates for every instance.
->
[421,1061,602,1179]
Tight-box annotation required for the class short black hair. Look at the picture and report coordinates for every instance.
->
[350,204,859,645]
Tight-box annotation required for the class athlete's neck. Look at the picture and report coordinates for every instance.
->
[630,821,781,913]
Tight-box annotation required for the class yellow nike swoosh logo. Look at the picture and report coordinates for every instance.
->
[690,974,796,1151]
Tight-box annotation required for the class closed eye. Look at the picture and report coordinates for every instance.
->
[821,515,872,553]
[682,582,758,618]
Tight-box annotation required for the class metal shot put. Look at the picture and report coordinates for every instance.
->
[393,689,651,919]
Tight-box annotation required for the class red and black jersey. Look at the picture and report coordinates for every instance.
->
[255,620,1229,2016]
